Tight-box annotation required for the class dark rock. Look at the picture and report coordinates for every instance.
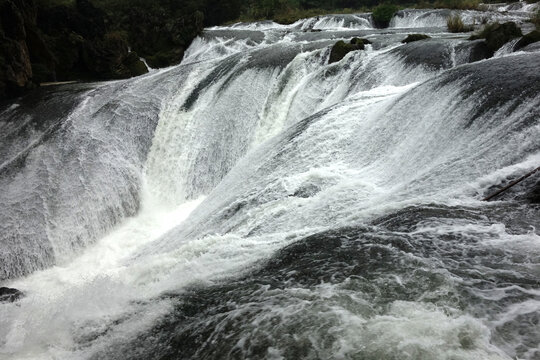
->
[390,39,454,70]
[292,184,321,198]
[121,6,204,68]
[123,52,149,77]
[0,0,35,98]
[1,0,194,100]
[469,22,522,53]
[514,30,540,51]
[0,287,23,303]
[350,37,371,45]
[402,34,430,43]
[526,180,540,204]
[455,39,494,64]
[520,41,540,52]
[329,39,365,64]
[145,49,185,69]
[79,33,148,80]
[437,53,540,123]
[75,0,106,39]
[38,1,105,40]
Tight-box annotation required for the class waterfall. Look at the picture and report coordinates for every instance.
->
[390,8,535,28]
[1,6,539,360]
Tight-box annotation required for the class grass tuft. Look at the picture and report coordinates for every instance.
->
[447,14,473,32]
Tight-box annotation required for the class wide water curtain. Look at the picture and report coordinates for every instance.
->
[1,4,539,360]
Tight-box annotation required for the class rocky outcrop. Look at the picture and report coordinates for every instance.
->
[390,39,454,70]
[0,287,23,303]
[514,30,540,51]
[37,0,148,81]
[527,181,540,204]
[455,39,493,64]
[402,34,430,43]
[120,7,204,69]
[0,0,149,100]
[519,41,540,52]
[469,22,522,53]
[0,0,248,100]
[328,38,369,64]
[0,0,36,98]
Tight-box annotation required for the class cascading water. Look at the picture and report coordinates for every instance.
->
[1,5,539,360]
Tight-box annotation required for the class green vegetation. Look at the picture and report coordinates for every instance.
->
[265,7,366,25]
[372,4,399,28]
[226,0,482,24]
[402,34,431,43]
[447,14,473,32]
[432,0,479,10]
[328,38,369,63]
[469,22,522,52]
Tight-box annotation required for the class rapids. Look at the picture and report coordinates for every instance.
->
[1,4,540,360]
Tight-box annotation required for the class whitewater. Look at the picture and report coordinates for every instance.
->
[1,4,540,360]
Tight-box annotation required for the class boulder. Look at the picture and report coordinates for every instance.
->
[519,41,540,52]
[329,38,367,64]
[0,287,23,303]
[390,39,454,70]
[402,34,430,43]
[527,181,540,204]
[469,22,522,53]
[350,37,371,45]
[455,39,493,64]
[514,30,540,51]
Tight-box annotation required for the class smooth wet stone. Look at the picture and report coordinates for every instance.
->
[0,287,23,303]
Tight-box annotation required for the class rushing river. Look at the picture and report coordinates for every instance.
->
[1,4,540,360]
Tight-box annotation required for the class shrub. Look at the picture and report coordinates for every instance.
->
[447,14,473,32]
[372,4,398,28]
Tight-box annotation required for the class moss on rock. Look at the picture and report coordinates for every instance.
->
[350,37,371,45]
[123,51,148,77]
[514,30,540,51]
[329,38,367,64]
[469,22,522,52]
[402,34,431,43]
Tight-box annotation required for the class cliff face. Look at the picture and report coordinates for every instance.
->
[0,0,245,101]
[36,0,149,82]
[0,0,39,98]
[0,0,151,100]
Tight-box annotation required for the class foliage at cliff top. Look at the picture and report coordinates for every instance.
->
[36,0,486,27]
